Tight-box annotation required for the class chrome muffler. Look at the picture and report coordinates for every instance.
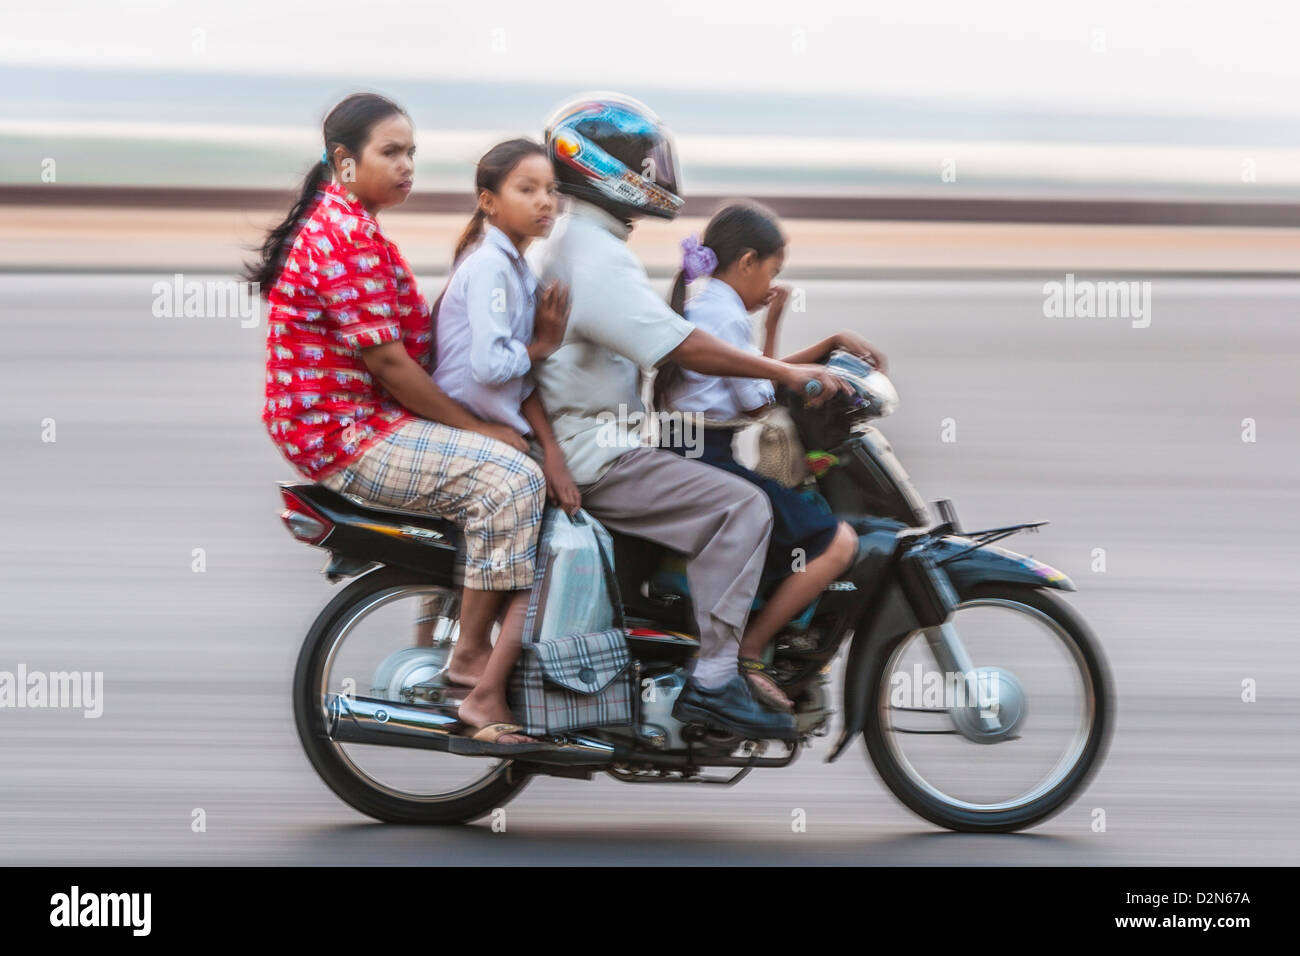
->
[326,693,460,751]
[325,693,621,766]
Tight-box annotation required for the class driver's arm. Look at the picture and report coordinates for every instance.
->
[576,242,842,400]
[667,327,798,389]
[577,247,798,384]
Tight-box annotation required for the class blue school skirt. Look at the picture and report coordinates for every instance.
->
[662,422,840,586]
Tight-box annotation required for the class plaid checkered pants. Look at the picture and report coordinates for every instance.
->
[319,418,545,591]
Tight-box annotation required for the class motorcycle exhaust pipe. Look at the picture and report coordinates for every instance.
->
[325,694,621,766]
[326,695,797,770]
[326,693,460,751]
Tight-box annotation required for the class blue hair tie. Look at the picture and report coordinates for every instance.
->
[321,149,328,165]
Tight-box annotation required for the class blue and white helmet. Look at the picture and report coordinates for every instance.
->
[543,92,684,221]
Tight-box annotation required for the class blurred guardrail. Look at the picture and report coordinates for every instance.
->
[5,185,1300,228]
[5,185,1298,275]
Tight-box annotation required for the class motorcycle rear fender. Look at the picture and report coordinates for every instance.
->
[281,482,460,582]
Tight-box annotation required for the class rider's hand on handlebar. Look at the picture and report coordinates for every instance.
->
[783,364,848,407]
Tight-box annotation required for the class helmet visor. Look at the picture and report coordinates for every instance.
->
[644,133,681,198]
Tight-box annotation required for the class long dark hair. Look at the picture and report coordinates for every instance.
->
[653,199,786,410]
[245,92,410,294]
[452,137,548,263]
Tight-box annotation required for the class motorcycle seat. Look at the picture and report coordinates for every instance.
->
[282,481,462,546]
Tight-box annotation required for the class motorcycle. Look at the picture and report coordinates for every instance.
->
[282,352,1112,833]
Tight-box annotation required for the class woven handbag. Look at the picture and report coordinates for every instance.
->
[510,509,634,737]
[701,407,809,488]
[753,405,809,487]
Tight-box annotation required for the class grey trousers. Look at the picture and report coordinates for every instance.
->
[577,446,774,666]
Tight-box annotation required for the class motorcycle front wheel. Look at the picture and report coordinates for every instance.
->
[293,566,531,825]
[861,582,1112,833]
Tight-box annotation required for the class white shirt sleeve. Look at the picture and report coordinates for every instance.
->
[574,242,694,371]
[464,254,531,386]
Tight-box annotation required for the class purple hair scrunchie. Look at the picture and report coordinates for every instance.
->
[680,234,718,282]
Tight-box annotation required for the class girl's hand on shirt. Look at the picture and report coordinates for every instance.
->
[478,422,529,454]
[833,331,889,375]
[542,455,582,516]
[528,281,571,362]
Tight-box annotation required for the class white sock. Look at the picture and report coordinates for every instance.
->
[691,656,738,689]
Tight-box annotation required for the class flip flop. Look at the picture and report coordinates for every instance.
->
[466,721,535,744]
[739,658,795,713]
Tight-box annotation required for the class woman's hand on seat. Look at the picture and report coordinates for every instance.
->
[477,423,529,453]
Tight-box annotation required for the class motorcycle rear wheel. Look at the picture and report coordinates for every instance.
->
[293,566,531,825]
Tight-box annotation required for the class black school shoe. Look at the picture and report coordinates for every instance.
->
[673,673,800,741]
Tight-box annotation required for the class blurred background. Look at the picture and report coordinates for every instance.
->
[4,0,1300,272]
[1,1,1297,864]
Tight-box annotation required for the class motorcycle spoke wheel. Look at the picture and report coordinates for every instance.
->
[293,567,530,824]
[863,583,1112,832]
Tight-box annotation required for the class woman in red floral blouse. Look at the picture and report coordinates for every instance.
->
[248,93,545,745]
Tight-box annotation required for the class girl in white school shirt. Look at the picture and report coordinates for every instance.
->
[432,138,578,741]
[655,200,889,712]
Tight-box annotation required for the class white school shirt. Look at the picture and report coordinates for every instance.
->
[525,199,696,485]
[664,277,775,418]
[432,223,538,435]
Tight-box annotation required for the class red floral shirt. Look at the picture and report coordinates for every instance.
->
[262,181,431,480]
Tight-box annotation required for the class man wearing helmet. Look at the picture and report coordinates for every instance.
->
[526,93,843,741]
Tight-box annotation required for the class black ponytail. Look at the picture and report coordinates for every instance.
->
[453,207,488,265]
[245,161,328,293]
[245,92,410,294]
[652,199,787,411]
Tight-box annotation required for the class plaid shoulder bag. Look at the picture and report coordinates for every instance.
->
[510,509,634,737]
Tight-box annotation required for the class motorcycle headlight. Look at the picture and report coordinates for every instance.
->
[827,349,899,419]
[861,370,899,418]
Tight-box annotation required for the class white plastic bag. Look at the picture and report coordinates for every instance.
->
[526,508,618,643]
[512,507,632,735]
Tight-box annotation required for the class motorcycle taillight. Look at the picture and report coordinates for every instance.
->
[279,489,332,545]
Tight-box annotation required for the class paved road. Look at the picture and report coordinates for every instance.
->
[1,274,1297,864]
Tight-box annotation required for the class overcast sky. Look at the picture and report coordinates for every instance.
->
[5,0,1298,120]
